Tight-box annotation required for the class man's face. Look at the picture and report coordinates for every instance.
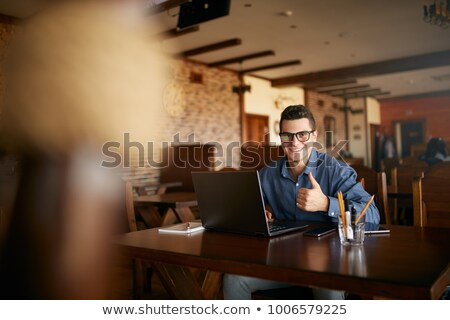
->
[280,118,317,164]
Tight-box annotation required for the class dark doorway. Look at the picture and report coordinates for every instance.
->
[370,124,381,171]
[396,120,426,157]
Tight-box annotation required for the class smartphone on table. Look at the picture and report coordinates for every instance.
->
[303,226,336,237]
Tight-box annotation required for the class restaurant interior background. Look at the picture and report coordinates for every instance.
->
[1,0,450,178]
[0,0,449,299]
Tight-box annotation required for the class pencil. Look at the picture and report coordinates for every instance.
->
[338,191,347,237]
[355,195,375,224]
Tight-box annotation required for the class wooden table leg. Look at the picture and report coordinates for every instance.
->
[136,206,181,228]
[160,208,179,226]
[201,270,223,299]
[173,207,196,222]
[135,206,162,228]
[151,262,222,299]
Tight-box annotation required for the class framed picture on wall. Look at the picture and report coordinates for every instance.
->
[324,116,336,148]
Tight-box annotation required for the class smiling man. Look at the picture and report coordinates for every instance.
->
[223,104,379,300]
[261,104,379,223]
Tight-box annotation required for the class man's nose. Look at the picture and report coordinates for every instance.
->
[291,136,302,146]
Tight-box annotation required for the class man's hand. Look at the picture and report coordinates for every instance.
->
[296,172,329,212]
[265,205,274,222]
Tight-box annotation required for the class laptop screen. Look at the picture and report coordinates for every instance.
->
[192,170,270,235]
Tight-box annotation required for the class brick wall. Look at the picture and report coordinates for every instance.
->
[159,59,241,168]
[380,96,450,141]
[121,59,242,188]
[0,15,241,190]
[305,90,346,151]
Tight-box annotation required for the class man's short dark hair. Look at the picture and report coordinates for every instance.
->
[279,105,316,133]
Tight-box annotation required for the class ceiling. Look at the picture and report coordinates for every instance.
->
[2,0,450,100]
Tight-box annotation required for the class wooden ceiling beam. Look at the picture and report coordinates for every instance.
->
[342,90,390,99]
[208,50,275,68]
[337,88,382,98]
[378,89,450,101]
[240,60,301,74]
[179,38,242,58]
[271,49,450,87]
[303,79,357,90]
[317,84,371,94]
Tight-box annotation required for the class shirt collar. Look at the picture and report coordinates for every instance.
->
[280,148,318,179]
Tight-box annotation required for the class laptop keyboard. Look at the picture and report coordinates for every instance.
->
[268,220,309,234]
[269,224,287,233]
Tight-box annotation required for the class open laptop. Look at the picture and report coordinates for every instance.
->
[191,170,308,236]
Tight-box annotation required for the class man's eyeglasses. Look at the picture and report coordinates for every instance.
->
[279,130,315,143]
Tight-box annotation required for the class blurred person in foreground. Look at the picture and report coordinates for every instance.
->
[0,0,169,299]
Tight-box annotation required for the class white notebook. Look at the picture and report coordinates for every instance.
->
[158,221,204,234]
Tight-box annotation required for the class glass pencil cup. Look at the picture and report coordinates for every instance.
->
[338,212,366,246]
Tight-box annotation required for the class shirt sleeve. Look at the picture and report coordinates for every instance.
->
[326,166,380,224]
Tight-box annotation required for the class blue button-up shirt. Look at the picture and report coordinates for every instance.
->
[259,149,380,224]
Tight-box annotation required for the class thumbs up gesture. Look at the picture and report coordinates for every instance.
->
[296,172,329,212]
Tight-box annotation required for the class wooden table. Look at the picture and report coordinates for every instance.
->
[134,192,198,228]
[133,181,182,196]
[115,224,450,299]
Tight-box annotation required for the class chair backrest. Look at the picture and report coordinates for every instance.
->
[391,163,427,194]
[410,143,427,158]
[240,142,284,170]
[381,157,401,185]
[217,166,239,172]
[412,162,450,228]
[160,144,216,192]
[401,156,428,167]
[351,164,390,225]
[125,181,138,232]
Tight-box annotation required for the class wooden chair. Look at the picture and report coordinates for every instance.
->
[160,144,216,192]
[124,181,151,298]
[240,142,284,170]
[217,166,239,171]
[381,157,401,186]
[351,164,390,225]
[401,156,428,167]
[124,181,223,299]
[390,163,427,224]
[412,162,450,228]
